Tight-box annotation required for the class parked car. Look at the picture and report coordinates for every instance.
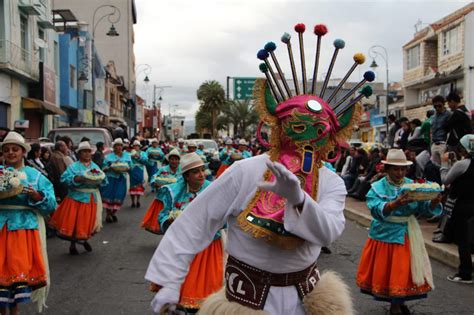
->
[47,127,113,153]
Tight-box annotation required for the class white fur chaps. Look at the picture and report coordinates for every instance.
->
[198,270,354,315]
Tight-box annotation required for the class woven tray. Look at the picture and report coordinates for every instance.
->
[405,191,440,201]
[0,185,24,200]
[154,177,177,186]
[110,165,130,173]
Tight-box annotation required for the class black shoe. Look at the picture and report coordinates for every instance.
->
[82,241,92,252]
[112,214,118,222]
[447,274,473,284]
[400,304,411,315]
[432,233,450,243]
[321,246,332,254]
[131,203,136,208]
[136,201,141,208]
[105,216,113,223]
[69,247,79,255]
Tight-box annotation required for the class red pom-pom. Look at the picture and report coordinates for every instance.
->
[294,23,306,33]
[314,24,328,36]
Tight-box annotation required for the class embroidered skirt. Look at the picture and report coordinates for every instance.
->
[141,199,164,234]
[49,196,97,241]
[130,166,145,195]
[0,226,47,307]
[146,162,158,183]
[179,238,224,310]
[101,175,127,210]
[356,235,432,302]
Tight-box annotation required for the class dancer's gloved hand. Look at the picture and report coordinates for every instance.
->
[258,161,305,206]
[151,287,179,314]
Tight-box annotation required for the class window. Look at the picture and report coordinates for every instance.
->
[443,26,460,56]
[406,45,420,70]
[70,65,75,88]
[54,41,59,73]
[20,15,28,60]
[38,28,45,62]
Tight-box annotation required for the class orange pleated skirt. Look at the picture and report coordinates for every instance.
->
[141,199,164,235]
[49,195,97,240]
[179,238,224,309]
[356,236,432,301]
[216,164,230,178]
[0,226,47,289]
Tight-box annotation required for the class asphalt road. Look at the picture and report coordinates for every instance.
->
[24,192,473,314]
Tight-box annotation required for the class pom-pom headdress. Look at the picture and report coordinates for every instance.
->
[239,22,373,250]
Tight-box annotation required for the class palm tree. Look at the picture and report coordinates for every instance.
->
[195,105,227,137]
[196,80,226,138]
[221,99,259,138]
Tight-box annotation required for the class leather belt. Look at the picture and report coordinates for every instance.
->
[225,256,319,310]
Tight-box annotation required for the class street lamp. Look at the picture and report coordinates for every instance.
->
[91,5,121,127]
[152,85,171,139]
[368,45,389,143]
[136,64,152,83]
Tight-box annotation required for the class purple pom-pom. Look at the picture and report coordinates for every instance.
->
[257,49,269,60]
[264,42,277,52]
[363,71,375,82]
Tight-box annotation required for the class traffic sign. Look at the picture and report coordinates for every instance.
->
[233,77,256,100]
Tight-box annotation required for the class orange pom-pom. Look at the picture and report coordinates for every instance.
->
[353,53,365,64]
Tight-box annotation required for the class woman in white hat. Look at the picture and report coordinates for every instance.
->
[0,132,57,313]
[237,139,253,159]
[148,153,224,313]
[145,139,164,188]
[129,140,149,208]
[141,149,181,234]
[49,141,107,255]
[356,149,443,315]
[100,138,132,223]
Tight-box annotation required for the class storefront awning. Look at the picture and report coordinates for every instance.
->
[22,97,67,116]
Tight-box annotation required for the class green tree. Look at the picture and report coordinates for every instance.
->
[221,99,259,138]
[195,105,227,137]
[196,80,226,138]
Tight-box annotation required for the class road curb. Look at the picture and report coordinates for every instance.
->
[344,206,460,269]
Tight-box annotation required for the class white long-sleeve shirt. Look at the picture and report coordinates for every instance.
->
[145,154,347,293]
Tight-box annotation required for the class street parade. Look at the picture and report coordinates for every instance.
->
[0,1,474,314]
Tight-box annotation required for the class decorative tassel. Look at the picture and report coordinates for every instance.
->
[319,39,346,99]
[326,53,366,104]
[294,23,307,94]
[336,85,373,117]
[265,42,292,98]
[259,63,280,102]
[333,71,375,112]
[257,49,286,100]
[311,24,328,94]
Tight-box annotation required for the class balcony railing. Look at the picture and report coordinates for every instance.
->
[0,39,39,81]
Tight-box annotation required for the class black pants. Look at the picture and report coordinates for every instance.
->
[453,201,474,279]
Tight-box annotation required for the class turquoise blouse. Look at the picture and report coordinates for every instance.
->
[131,151,149,170]
[241,150,253,159]
[103,152,132,179]
[61,161,108,204]
[157,179,219,238]
[0,166,57,231]
[151,165,182,184]
[366,177,442,244]
[219,148,235,165]
[146,147,164,162]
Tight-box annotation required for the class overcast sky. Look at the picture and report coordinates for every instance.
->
[133,0,472,122]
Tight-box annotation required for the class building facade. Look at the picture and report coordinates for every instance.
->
[403,3,474,120]
[0,0,64,138]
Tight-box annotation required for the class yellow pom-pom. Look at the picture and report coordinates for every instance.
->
[353,53,365,64]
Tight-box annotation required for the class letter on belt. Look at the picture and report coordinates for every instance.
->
[225,256,320,310]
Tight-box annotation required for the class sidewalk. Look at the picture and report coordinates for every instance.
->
[344,197,473,269]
